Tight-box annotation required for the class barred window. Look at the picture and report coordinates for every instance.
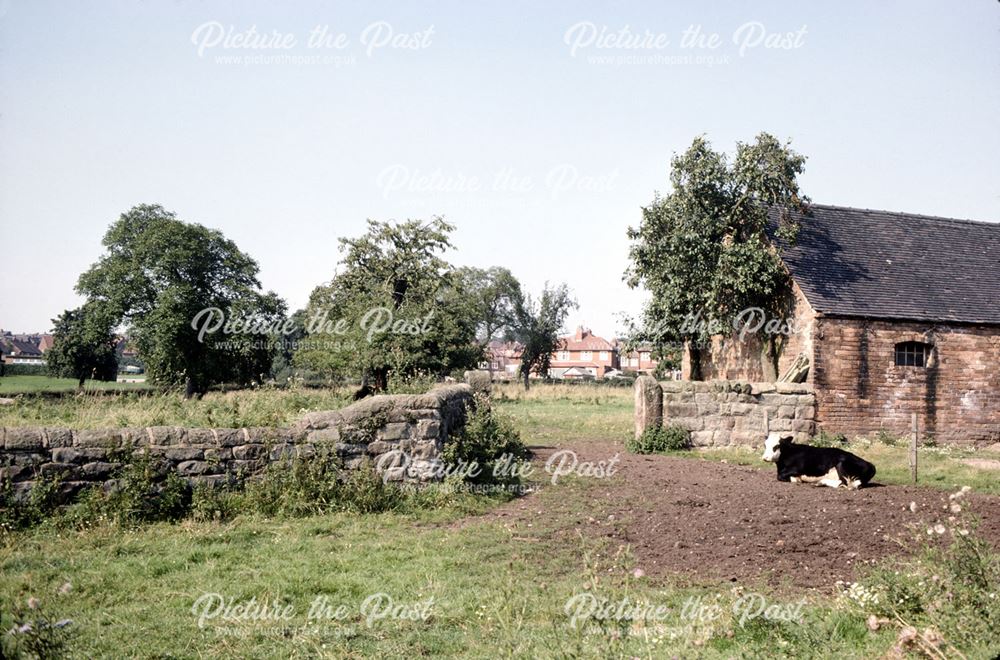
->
[894,341,932,367]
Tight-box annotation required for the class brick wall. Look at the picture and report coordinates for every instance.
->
[682,282,816,383]
[634,376,816,447]
[813,318,1000,444]
[0,384,473,498]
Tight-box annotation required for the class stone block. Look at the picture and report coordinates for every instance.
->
[177,460,215,476]
[670,417,703,432]
[204,447,232,462]
[147,426,186,446]
[380,422,411,441]
[690,431,715,447]
[52,447,111,463]
[333,442,366,456]
[80,461,119,479]
[215,429,246,447]
[366,440,397,455]
[634,376,663,439]
[308,428,340,443]
[777,405,795,419]
[153,447,203,462]
[74,429,126,448]
[232,444,266,460]
[40,462,80,480]
[186,428,216,446]
[43,428,73,448]
[5,428,44,450]
[416,419,441,439]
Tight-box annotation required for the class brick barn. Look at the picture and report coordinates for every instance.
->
[685,204,1000,445]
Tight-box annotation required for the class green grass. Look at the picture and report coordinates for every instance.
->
[493,382,633,444]
[2,382,996,657]
[1,476,895,658]
[0,386,353,429]
[0,375,150,394]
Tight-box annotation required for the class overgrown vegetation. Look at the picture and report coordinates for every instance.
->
[441,394,529,485]
[627,425,690,454]
[843,488,1000,657]
[0,386,354,429]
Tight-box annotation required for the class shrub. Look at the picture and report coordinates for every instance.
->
[58,453,191,528]
[843,487,1000,656]
[626,425,690,454]
[0,474,63,535]
[1,595,74,659]
[873,428,900,446]
[441,394,529,484]
[811,430,848,448]
[0,363,50,377]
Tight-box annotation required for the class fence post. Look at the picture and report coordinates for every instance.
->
[910,413,918,483]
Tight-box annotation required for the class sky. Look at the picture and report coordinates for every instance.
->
[1,0,998,337]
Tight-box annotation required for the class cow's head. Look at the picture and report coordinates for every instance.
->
[761,433,792,462]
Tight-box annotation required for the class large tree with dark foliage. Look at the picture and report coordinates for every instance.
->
[626,133,809,380]
[77,204,286,397]
[295,218,482,392]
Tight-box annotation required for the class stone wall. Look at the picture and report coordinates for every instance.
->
[0,384,473,498]
[813,318,1000,445]
[634,376,815,447]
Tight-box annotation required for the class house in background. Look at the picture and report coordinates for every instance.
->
[482,340,524,380]
[0,336,45,365]
[618,343,658,375]
[548,327,617,380]
[688,204,1000,444]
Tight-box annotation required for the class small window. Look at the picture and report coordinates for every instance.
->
[895,341,932,367]
[581,351,593,361]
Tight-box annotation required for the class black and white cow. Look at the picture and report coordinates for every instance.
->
[761,433,876,489]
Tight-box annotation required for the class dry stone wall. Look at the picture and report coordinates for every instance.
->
[0,384,473,498]
[635,376,815,447]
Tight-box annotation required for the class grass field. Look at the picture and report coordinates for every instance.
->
[0,375,151,395]
[1,383,997,657]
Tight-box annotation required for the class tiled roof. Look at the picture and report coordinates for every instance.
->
[774,204,1000,325]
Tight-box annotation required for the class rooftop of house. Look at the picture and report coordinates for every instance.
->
[559,327,615,351]
[773,204,1000,325]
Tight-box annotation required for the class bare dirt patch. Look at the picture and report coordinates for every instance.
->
[477,441,1000,590]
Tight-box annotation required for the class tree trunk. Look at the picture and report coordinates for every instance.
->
[78,376,86,390]
[522,368,530,391]
[688,344,704,381]
[761,336,779,382]
[373,367,389,393]
[184,376,196,400]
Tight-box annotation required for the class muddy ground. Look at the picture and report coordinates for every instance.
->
[476,441,1000,590]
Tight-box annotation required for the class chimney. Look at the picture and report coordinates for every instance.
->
[574,326,587,341]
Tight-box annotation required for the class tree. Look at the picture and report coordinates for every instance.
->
[457,266,523,375]
[76,204,286,398]
[626,133,809,380]
[508,283,577,390]
[46,302,119,389]
[295,218,482,392]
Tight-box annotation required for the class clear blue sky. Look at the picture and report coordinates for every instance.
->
[1,0,998,335]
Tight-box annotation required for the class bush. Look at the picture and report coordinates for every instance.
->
[626,425,690,454]
[811,430,848,448]
[0,363,50,377]
[843,487,1000,656]
[0,475,63,535]
[64,453,192,527]
[441,394,529,485]
[873,428,900,446]
[192,454,406,521]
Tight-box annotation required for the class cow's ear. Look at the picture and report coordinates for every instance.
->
[780,436,794,445]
